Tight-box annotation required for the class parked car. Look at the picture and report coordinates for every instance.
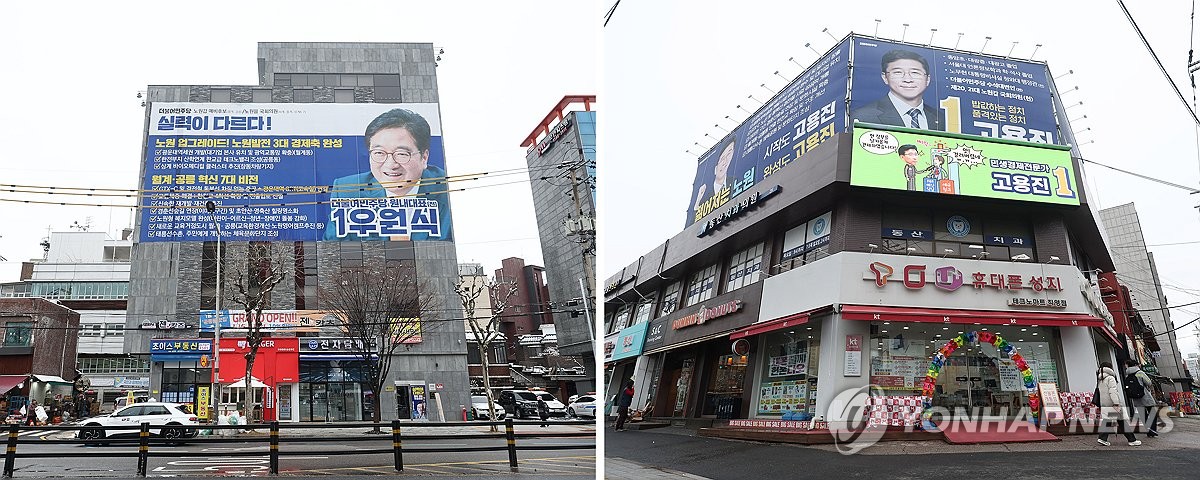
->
[535,393,568,417]
[470,395,507,420]
[567,395,597,418]
[498,390,539,419]
[77,402,198,444]
[112,392,150,411]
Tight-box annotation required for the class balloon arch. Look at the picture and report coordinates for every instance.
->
[919,330,1039,426]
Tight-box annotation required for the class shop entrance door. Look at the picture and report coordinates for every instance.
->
[935,352,1013,419]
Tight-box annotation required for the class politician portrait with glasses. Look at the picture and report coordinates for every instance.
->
[850,49,945,131]
[324,108,454,241]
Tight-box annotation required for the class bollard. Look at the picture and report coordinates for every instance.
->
[505,417,518,472]
[136,422,150,477]
[391,420,403,472]
[269,421,279,474]
[3,424,17,478]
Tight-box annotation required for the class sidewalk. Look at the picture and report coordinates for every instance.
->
[606,457,711,479]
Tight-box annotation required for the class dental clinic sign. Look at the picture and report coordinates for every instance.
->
[865,261,1067,307]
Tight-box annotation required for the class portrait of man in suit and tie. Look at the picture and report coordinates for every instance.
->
[850,49,944,131]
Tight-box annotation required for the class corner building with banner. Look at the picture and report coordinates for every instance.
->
[124,42,468,423]
[605,34,1136,433]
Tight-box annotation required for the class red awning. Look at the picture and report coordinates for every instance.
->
[730,312,810,340]
[840,305,1107,328]
[1098,324,1121,347]
[0,375,26,394]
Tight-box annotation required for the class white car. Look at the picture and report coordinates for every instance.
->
[536,393,568,417]
[78,402,198,444]
[470,395,507,420]
[567,395,597,418]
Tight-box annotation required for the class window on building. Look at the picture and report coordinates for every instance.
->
[294,242,318,310]
[684,264,719,306]
[104,246,132,261]
[658,281,681,318]
[609,304,632,334]
[160,366,210,405]
[3,322,32,346]
[252,89,272,102]
[104,323,124,337]
[375,86,403,103]
[80,324,101,337]
[339,242,364,268]
[631,296,655,326]
[294,88,315,103]
[210,88,231,103]
[466,341,506,364]
[201,241,224,310]
[274,74,293,86]
[726,243,764,292]
[334,88,355,103]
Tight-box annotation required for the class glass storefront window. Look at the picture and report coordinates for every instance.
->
[701,352,747,416]
[869,323,1060,417]
[754,325,821,416]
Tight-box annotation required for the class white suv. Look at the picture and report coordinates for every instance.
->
[78,402,198,444]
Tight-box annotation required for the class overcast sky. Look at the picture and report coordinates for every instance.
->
[602,0,1200,357]
[0,0,596,281]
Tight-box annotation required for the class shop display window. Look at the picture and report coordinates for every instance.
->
[869,323,1061,417]
[754,326,821,416]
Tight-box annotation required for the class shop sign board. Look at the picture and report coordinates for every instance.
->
[844,335,862,377]
[646,283,763,353]
[602,331,619,363]
[149,339,213,362]
[672,300,743,330]
[1038,382,1064,423]
[611,322,649,362]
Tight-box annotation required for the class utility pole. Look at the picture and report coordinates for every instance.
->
[563,156,596,317]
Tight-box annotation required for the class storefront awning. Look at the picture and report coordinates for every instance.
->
[730,312,810,340]
[840,305,1106,328]
[0,375,25,393]
[31,374,72,385]
[1097,324,1121,347]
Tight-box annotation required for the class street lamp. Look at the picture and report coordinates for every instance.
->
[204,201,222,424]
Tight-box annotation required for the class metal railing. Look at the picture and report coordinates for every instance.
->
[2,418,594,477]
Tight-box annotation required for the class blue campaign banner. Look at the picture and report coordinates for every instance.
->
[140,103,453,242]
[849,37,1058,144]
[686,38,852,227]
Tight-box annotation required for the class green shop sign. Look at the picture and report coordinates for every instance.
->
[850,124,1079,206]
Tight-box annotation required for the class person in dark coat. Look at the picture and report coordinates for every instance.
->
[537,398,550,427]
[615,379,635,431]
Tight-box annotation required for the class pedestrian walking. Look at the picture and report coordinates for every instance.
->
[1123,359,1159,437]
[1096,361,1140,446]
[615,379,634,431]
[537,398,550,427]
[24,400,38,426]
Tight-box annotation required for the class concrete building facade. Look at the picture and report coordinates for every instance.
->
[520,96,596,393]
[1099,203,1192,392]
[125,42,468,423]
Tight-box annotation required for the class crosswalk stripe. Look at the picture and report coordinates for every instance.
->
[16,430,49,437]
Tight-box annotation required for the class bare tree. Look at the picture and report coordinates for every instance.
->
[456,275,516,432]
[227,242,289,426]
[320,261,444,433]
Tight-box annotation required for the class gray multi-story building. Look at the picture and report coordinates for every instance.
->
[1100,203,1192,392]
[520,96,596,393]
[125,42,468,423]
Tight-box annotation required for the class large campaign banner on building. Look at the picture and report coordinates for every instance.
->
[140,103,453,242]
[848,37,1058,144]
[850,125,1079,205]
[686,38,851,228]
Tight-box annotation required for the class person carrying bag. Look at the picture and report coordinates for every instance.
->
[1095,361,1140,446]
